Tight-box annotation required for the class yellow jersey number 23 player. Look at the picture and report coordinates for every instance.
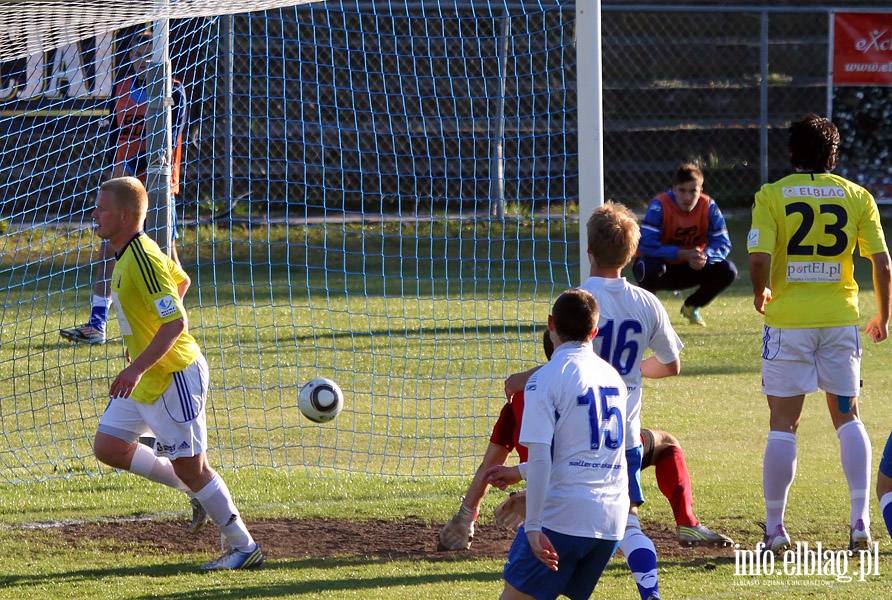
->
[747,113,891,554]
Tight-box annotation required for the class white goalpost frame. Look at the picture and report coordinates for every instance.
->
[575,0,603,286]
[826,10,835,120]
[144,9,175,257]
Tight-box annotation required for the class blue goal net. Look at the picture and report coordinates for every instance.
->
[0,1,577,483]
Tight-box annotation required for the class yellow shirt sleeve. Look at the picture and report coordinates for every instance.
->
[857,194,888,258]
[748,184,778,255]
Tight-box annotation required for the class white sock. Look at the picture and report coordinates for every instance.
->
[837,419,871,529]
[619,514,659,600]
[764,431,797,532]
[194,474,256,552]
[128,443,191,494]
[92,294,112,309]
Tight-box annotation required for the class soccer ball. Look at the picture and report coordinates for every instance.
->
[298,377,344,423]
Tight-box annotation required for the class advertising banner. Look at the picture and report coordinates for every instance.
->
[0,33,118,118]
[833,12,892,86]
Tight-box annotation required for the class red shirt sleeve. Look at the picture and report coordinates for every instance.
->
[489,390,528,463]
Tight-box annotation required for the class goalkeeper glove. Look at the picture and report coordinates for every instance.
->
[494,490,525,532]
[437,503,477,550]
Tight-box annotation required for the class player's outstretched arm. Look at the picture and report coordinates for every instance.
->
[437,443,510,551]
[463,443,511,510]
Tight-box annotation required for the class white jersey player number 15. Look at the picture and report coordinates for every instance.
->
[577,386,625,451]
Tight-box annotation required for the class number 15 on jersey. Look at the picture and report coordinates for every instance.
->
[577,386,624,450]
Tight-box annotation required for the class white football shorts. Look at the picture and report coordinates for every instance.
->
[760,325,861,397]
[97,353,209,459]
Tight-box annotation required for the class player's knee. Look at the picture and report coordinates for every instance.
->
[91,440,109,464]
[650,429,680,452]
[632,258,664,289]
[171,455,214,490]
[92,433,130,469]
[703,257,736,280]
[662,434,680,450]
[830,407,860,431]
[717,259,738,285]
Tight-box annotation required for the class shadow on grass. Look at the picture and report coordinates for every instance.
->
[0,561,205,590]
[662,554,739,569]
[2,555,502,600]
[680,364,760,376]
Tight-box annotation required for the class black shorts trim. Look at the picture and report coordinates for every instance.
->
[640,428,655,470]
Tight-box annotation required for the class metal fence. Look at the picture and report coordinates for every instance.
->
[2,3,889,221]
[601,4,892,207]
[208,3,888,212]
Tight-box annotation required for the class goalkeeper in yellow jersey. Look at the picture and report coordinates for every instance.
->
[89,177,262,570]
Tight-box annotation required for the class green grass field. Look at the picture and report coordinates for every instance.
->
[2,215,892,598]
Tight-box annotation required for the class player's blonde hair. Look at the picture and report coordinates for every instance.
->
[100,177,148,225]
[585,201,640,269]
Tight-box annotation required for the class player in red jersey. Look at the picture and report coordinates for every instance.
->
[438,331,732,553]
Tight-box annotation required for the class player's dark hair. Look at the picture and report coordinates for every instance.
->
[673,163,704,186]
[550,289,599,343]
[542,328,554,361]
[788,113,839,172]
[586,201,640,269]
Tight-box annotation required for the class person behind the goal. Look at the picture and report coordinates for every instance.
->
[61,29,188,346]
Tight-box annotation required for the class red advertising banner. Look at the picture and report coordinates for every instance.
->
[833,12,892,86]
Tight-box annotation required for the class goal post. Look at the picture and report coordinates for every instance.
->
[0,0,579,484]
[144,14,174,256]
[574,0,603,286]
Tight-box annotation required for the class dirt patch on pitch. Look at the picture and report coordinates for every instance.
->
[55,517,734,562]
